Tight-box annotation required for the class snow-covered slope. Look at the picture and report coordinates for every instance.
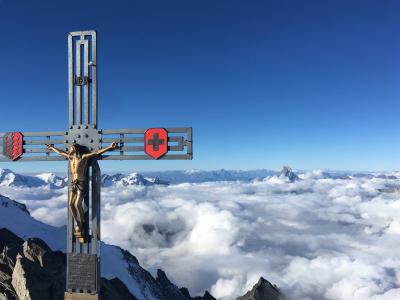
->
[0,168,45,187]
[0,194,64,250]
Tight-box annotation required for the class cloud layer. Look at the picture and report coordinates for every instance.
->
[1,171,399,299]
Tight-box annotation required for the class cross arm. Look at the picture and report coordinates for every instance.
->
[0,127,192,162]
[99,127,193,160]
[0,131,67,162]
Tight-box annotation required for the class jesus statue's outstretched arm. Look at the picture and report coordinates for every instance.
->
[82,142,119,159]
[46,144,69,158]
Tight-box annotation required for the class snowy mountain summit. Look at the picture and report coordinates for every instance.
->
[0,169,44,188]
[0,169,167,189]
[101,172,168,187]
[35,173,68,188]
[0,169,67,188]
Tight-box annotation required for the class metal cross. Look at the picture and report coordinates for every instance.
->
[0,30,193,300]
[147,133,164,151]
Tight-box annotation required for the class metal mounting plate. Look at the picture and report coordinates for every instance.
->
[67,253,97,292]
[66,126,101,152]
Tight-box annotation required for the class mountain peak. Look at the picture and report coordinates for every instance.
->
[280,166,300,182]
[0,169,61,188]
[236,276,282,300]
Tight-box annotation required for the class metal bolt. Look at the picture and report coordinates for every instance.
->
[90,139,94,143]
[65,140,68,143]
[85,125,88,129]
[85,134,89,138]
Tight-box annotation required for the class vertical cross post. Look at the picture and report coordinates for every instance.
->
[65,31,100,299]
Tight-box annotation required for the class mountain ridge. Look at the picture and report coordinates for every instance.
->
[1,167,397,189]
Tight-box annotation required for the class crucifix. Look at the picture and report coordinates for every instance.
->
[0,30,193,300]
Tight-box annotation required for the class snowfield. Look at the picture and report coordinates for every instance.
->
[0,168,399,300]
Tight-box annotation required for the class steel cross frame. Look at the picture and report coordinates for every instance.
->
[0,128,193,162]
[0,30,193,300]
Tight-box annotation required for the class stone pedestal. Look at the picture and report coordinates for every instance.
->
[64,292,99,300]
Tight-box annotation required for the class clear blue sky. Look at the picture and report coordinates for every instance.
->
[0,0,399,173]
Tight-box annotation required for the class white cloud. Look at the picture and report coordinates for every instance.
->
[0,171,399,299]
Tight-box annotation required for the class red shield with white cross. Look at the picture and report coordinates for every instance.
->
[144,128,168,159]
[3,132,23,161]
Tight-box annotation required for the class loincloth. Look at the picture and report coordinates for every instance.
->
[70,180,88,213]
[71,180,88,194]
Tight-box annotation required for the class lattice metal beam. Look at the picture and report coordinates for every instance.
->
[0,127,192,162]
[68,31,97,128]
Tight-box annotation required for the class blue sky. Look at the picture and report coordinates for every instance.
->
[0,0,399,173]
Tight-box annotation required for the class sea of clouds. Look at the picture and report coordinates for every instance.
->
[0,170,399,300]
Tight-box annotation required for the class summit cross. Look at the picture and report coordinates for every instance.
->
[0,30,193,300]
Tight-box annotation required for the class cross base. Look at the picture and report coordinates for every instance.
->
[64,292,99,300]
[74,229,86,244]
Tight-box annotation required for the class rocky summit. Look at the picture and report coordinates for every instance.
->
[279,166,300,183]
[236,277,283,300]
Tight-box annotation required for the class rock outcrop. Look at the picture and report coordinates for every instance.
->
[236,277,282,300]
[100,277,138,300]
[0,228,216,300]
[0,228,23,300]
[119,247,215,300]
[0,229,140,300]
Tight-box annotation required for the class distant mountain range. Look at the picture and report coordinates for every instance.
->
[141,169,278,184]
[0,169,67,188]
[0,168,396,189]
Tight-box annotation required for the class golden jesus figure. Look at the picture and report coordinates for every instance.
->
[46,142,118,243]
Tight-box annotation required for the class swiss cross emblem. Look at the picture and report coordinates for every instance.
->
[3,132,23,161]
[144,128,168,159]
